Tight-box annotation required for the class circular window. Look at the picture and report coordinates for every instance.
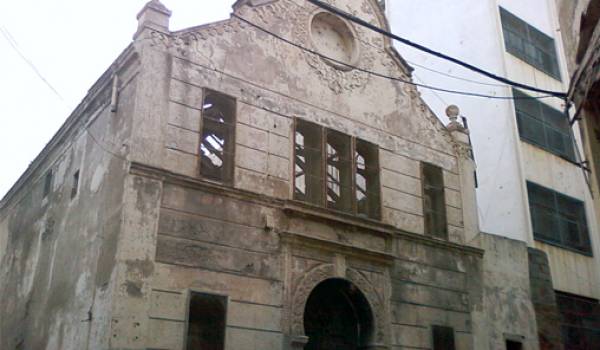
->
[310,12,359,70]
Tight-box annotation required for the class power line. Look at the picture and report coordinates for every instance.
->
[306,0,567,99]
[0,25,65,102]
[233,14,554,101]
[406,60,508,88]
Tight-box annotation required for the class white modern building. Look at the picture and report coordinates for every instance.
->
[387,0,600,347]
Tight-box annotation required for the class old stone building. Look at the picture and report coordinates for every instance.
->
[0,0,551,349]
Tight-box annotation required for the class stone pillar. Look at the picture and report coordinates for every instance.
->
[130,0,173,169]
[446,105,480,243]
[134,0,171,39]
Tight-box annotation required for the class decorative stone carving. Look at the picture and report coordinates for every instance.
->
[346,268,387,343]
[292,3,376,94]
[290,264,335,335]
[289,263,388,344]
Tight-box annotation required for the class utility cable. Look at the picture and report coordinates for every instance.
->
[306,0,567,99]
[0,25,65,102]
[233,14,554,101]
[407,60,508,88]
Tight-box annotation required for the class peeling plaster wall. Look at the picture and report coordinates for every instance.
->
[1,0,492,349]
[104,0,487,349]
[471,233,540,350]
[0,54,139,349]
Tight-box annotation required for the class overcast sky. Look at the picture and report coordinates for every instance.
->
[0,0,233,198]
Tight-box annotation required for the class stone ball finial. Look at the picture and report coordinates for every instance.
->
[446,105,460,123]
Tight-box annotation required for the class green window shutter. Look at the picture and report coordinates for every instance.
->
[500,7,561,80]
[513,88,576,161]
[527,181,592,255]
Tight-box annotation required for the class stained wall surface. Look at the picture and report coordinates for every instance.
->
[0,47,139,349]
[0,0,539,349]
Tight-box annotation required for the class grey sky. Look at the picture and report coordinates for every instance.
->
[0,0,233,198]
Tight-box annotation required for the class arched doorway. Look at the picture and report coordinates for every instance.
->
[303,278,374,350]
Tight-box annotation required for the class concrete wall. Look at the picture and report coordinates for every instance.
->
[528,248,563,350]
[387,0,584,240]
[471,233,540,350]
[388,0,600,300]
[0,47,139,349]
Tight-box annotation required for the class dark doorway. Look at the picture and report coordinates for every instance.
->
[304,279,374,350]
[186,292,227,350]
[506,339,523,350]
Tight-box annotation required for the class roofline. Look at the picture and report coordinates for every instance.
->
[0,44,138,211]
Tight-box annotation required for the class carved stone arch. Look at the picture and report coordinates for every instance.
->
[346,268,387,344]
[290,264,336,335]
[290,264,387,347]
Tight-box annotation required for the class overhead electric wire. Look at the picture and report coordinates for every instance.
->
[406,60,508,88]
[233,14,554,101]
[0,25,65,102]
[306,0,567,99]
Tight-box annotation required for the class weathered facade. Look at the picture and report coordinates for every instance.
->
[557,0,600,348]
[0,1,546,349]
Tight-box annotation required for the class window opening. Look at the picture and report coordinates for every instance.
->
[422,163,447,239]
[514,89,575,161]
[71,170,79,199]
[432,325,456,350]
[200,91,236,183]
[527,181,592,255]
[326,130,353,213]
[500,7,561,79]
[186,292,227,350]
[355,139,380,219]
[43,169,53,198]
[295,120,324,205]
[506,339,523,350]
[293,118,381,219]
[556,292,600,349]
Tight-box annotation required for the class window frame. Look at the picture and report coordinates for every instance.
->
[293,118,382,220]
[183,289,229,350]
[499,7,561,80]
[555,291,600,350]
[513,89,576,162]
[421,162,448,240]
[527,181,592,255]
[198,89,237,185]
